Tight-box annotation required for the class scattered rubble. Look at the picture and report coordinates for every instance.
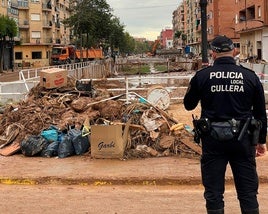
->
[0,76,201,159]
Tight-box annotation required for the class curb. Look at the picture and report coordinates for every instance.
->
[1,176,268,186]
[0,177,268,186]
[0,177,202,186]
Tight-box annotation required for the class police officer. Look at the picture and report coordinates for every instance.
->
[183,35,267,214]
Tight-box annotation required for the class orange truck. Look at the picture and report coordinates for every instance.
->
[51,45,104,65]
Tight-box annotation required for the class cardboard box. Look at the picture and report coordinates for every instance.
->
[40,68,68,89]
[90,121,130,159]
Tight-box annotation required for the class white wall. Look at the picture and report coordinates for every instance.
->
[166,39,173,49]
[262,28,268,62]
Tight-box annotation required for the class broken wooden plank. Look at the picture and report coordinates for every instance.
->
[180,138,202,155]
[0,127,20,149]
[0,141,21,156]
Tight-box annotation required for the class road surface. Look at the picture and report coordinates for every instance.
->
[1,184,268,214]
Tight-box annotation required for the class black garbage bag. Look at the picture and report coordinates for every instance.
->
[21,135,49,156]
[58,135,75,158]
[72,134,90,155]
[41,141,59,158]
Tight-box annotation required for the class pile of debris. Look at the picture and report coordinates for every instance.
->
[0,76,201,159]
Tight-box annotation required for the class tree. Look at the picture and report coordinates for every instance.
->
[181,33,187,46]
[0,15,18,73]
[107,16,125,53]
[63,0,113,48]
[63,0,131,56]
[120,32,135,54]
[174,30,182,39]
[134,40,150,55]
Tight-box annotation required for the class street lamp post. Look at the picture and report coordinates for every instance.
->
[199,0,208,67]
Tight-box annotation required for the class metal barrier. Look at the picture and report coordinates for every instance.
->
[81,74,192,104]
[0,60,110,104]
[1,61,268,104]
[18,60,109,82]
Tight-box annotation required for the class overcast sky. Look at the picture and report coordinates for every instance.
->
[106,0,183,41]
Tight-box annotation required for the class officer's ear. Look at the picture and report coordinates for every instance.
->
[233,48,239,57]
[212,51,217,60]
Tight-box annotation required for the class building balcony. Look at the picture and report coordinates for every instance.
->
[43,37,53,44]
[8,7,19,16]
[43,21,53,29]
[55,6,60,13]
[17,1,29,9]
[20,37,30,44]
[55,22,61,28]
[54,38,61,44]
[19,20,29,29]
[11,0,18,8]
[196,25,201,32]
[19,37,53,45]
[235,19,265,33]
[42,2,52,11]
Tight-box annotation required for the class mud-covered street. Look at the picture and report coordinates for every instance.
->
[1,184,268,214]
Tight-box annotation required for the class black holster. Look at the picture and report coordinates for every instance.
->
[192,116,210,144]
[248,119,262,146]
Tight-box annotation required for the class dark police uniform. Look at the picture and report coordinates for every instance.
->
[184,55,267,213]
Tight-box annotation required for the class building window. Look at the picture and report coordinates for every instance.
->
[15,52,23,60]
[235,14,239,24]
[234,43,240,49]
[207,11,213,19]
[208,26,213,35]
[31,31,41,39]
[239,10,246,22]
[247,6,255,20]
[32,51,42,59]
[31,14,40,21]
[258,6,261,18]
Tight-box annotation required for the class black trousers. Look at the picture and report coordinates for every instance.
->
[201,133,259,211]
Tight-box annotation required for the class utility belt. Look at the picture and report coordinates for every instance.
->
[192,115,262,144]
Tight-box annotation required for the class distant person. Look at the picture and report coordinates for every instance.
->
[183,35,267,214]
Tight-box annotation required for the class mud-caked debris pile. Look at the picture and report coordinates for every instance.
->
[0,77,201,159]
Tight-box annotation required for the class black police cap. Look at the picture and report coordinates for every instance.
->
[210,35,234,53]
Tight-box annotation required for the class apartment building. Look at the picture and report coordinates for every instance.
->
[173,0,239,55]
[234,0,268,61]
[173,0,268,61]
[160,28,173,49]
[0,0,7,14]
[172,3,186,49]
[172,0,200,53]
[207,0,240,45]
[1,0,71,69]
[184,0,200,54]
